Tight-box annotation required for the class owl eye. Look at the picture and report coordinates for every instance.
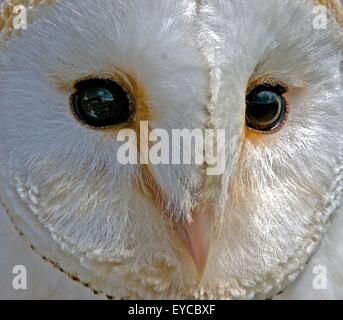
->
[245,84,288,132]
[71,79,133,128]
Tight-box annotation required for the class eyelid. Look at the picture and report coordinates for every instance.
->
[246,78,289,96]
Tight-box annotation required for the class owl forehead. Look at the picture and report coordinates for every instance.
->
[0,0,342,39]
[1,0,340,139]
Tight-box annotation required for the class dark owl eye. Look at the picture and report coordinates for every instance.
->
[246,84,288,132]
[71,79,133,128]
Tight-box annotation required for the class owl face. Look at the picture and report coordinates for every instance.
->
[0,0,342,299]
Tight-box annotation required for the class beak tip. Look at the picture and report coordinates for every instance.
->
[177,207,212,282]
[194,262,206,283]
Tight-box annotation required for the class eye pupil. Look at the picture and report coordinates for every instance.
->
[246,85,287,132]
[249,91,282,124]
[72,79,132,128]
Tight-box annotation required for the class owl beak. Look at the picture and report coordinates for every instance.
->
[177,206,212,282]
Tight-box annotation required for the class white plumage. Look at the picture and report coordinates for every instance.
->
[0,0,342,299]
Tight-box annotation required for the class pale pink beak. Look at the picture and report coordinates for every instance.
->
[178,206,212,281]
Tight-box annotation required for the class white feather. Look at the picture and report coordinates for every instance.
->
[0,0,342,299]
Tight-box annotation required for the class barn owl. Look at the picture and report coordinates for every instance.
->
[0,0,342,300]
